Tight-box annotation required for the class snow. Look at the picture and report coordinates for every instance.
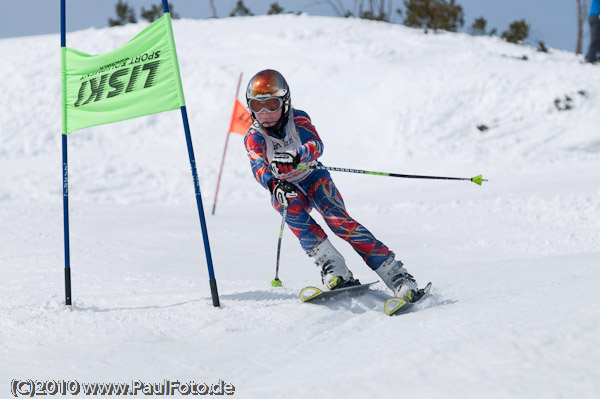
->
[1,14,600,398]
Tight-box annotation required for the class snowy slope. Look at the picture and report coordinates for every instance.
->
[1,15,600,398]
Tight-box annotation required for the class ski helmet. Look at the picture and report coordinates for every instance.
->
[246,69,291,129]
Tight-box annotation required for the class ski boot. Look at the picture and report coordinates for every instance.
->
[375,254,420,301]
[308,239,358,290]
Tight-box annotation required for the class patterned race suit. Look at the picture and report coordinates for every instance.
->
[244,108,392,270]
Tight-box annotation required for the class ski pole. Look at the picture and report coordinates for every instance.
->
[297,164,487,186]
[271,205,288,287]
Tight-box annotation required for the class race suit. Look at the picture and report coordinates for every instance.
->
[244,108,392,270]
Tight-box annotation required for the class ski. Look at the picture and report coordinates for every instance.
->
[299,281,377,303]
[384,282,432,316]
[299,281,433,316]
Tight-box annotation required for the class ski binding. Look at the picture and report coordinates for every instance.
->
[384,282,432,316]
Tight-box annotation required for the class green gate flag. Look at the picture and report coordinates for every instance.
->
[62,14,184,135]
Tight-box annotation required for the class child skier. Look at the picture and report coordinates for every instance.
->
[243,69,419,300]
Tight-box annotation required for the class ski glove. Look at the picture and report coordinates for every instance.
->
[267,179,298,206]
[270,150,300,175]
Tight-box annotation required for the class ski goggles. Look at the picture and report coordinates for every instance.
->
[248,97,283,113]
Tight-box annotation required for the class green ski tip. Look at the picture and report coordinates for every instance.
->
[471,175,485,186]
[271,279,283,287]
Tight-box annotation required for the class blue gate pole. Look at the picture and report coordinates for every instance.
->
[61,0,72,309]
[181,107,220,307]
[163,0,220,307]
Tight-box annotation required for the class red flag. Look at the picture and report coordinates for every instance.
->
[228,99,252,135]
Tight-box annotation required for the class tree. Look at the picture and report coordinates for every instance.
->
[109,0,137,27]
[470,16,497,36]
[470,17,486,36]
[576,0,591,54]
[268,2,284,15]
[208,0,217,18]
[141,4,161,22]
[140,3,180,23]
[318,0,393,21]
[360,0,391,21]
[230,1,253,17]
[501,19,529,44]
[400,0,464,33]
